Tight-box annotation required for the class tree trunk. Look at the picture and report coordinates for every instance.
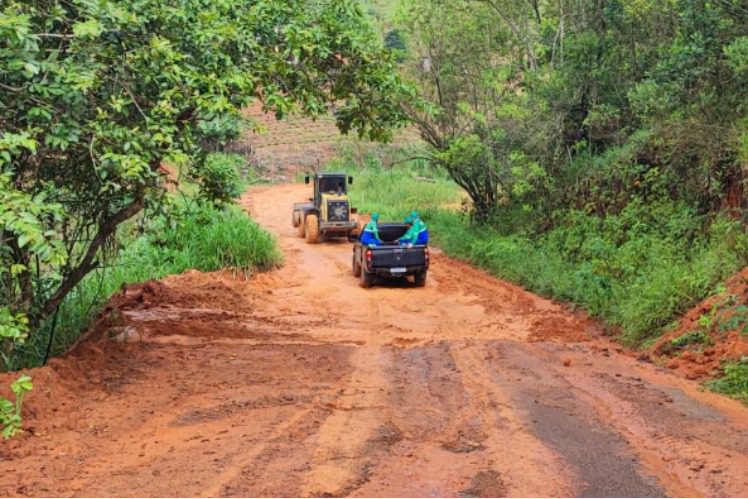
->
[36,189,146,326]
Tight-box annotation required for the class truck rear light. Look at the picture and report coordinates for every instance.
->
[365,249,372,269]
[424,247,430,267]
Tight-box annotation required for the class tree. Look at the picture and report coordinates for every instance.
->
[395,0,748,219]
[397,0,550,218]
[0,0,410,342]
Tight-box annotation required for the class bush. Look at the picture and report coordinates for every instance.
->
[192,153,245,205]
[384,29,407,62]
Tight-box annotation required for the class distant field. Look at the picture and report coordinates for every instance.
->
[236,101,419,181]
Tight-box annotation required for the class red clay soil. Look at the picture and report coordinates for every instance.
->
[649,267,748,380]
[2,184,748,497]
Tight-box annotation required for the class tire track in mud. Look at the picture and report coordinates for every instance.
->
[203,406,319,496]
[547,346,748,497]
[447,342,575,497]
[299,300,392,497]
[419,304,575,496]
[105,342,354,497]
[351,342,486,498]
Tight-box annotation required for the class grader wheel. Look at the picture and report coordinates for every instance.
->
[297,216,306,237]
[305,214,320,244]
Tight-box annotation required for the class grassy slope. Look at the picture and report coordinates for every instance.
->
[353,165,742,340]
[359,0,398,29]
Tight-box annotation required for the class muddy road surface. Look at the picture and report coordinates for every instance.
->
[3,184,748,497]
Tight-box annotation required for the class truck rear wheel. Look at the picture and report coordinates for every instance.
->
[352,253,361,277]
[360,269,373,288]
[305,214,320,244]
[414,270,427,288]
[292,211,300,228]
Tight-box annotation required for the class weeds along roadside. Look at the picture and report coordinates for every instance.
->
[340,153,748,403]
[4,153,282,373]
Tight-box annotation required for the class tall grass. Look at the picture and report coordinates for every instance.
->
[345,163,464,220]
[147,202,281,274]
[6,203,281,370]
[427,209,745,344]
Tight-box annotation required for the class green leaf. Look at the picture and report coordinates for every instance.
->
[72,19,103,38]
[10,264,27,276]
[17,234,30,248]
[11,375,33,395]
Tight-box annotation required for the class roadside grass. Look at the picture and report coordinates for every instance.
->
[671,330,713,349]
[708,358,748,403]
[347,165,463,220]
[345,161,748,348]
[147,202,281,274]
[6,202,281,370]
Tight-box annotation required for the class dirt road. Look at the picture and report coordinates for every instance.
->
[3,183,748,497]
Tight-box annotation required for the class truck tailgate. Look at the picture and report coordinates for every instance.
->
[371,246,427,268]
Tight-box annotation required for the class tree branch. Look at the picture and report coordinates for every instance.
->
[34,33,75,39]
[39,188,146,321]
[388,155,435,168]
[475,0,539,70]
[0,83,23,92]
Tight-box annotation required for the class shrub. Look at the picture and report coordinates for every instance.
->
[192,153,245,205]
[384,29,407,62]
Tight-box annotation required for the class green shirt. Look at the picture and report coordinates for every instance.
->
[401,218,426,242]
[364,220,381,240]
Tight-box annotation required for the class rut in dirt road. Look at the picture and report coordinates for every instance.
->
[2,183,748,498]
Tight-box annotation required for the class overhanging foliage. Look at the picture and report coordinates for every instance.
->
[0,0,411,349]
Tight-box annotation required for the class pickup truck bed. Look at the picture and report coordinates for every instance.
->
[352,223,429,288]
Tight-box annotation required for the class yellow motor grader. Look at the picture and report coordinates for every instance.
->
[292,173,360,243]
